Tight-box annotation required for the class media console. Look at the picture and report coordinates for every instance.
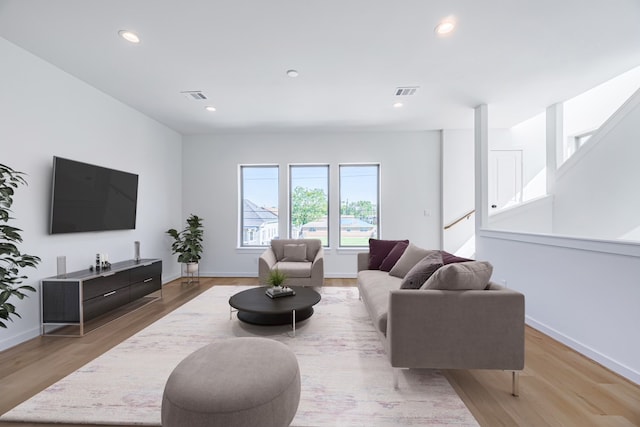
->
[41,258,162,336]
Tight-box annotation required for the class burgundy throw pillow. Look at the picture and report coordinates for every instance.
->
[440,250,473,265]
[379,241,409,272]
[368,238,410,270]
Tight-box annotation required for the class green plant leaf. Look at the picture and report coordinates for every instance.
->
[0,163,40,327]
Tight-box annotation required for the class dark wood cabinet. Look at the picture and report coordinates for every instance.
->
[41,259,162,336]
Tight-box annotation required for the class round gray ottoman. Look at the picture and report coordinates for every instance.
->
[161,337,301,427]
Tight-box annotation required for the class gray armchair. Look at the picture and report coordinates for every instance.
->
[259,239,324,287]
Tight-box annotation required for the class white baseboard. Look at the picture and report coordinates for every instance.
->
[0,326,41,352]
[526,315,640,385]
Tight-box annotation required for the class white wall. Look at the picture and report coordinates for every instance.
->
[554,89,640,241]
[442,130,475,253]
[0,37,183,350]
[477,230,640,384]
[563,65,640,159]
[509,111,546,197]
[182,131,442,277]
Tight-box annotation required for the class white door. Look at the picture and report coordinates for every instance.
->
[489,150,523,211]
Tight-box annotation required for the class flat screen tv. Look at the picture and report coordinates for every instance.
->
[49,156,139,234]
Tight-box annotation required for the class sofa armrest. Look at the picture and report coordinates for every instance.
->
[310,247,324,287]
[386,284,525,370]
[357,252,369,272]
[258,247,277,285]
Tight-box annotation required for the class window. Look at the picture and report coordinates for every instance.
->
[240,165,279,246]
[339,164,379,247]
[289,165,329,245]
[566,130,595,159]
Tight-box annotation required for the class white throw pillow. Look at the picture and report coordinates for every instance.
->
[282,243,307,262]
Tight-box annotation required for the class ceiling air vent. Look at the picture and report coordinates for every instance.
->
[180,91,208,100]
[394,86,419,96]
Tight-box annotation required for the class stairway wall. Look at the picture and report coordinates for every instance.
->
[553,88,640,240]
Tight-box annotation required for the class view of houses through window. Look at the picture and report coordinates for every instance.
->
[289,165,329,245]
[240,163,379,247]
[240,165,279,246]
[339,164,379,246]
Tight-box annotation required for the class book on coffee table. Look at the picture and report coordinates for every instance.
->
[265,287,296,298]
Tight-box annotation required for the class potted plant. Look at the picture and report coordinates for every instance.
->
[166,214,204,275]
[0,163,41,328]
[267,268,287,289]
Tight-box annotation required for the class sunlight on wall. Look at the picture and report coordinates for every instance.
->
[563,65,640,164]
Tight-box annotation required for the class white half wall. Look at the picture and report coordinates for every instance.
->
[477,230,640,385]
[488,196,553,233]
[182,131,442,278]
[0,37,183,350]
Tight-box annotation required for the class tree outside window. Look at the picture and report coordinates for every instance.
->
[289,165,329,245]
[340,164,379,247]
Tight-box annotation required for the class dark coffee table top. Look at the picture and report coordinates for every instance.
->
[229,286,321,315]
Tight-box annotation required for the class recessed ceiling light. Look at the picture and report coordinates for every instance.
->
[205,106,217,112]
[393,102,404,108]
[286,69,299,78]
[434,18,456,36]
[118,30,140,44]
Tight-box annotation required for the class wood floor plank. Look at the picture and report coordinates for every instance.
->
[1,277,639,427]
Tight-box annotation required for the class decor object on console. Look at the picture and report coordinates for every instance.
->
[166,214,204,279]
[259,239,324,287]
[356,240,525,395]
[0,163,41,328]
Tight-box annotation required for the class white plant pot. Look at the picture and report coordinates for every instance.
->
[186,262,199,274]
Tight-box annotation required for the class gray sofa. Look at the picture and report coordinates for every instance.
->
[259,239,324,287]
[357,252,525,395]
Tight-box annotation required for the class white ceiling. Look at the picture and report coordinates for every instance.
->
[1,0,639,135]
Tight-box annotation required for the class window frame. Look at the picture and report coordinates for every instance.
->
[288,164,330,246]
[338,163,380,248]
[239,164,280,247]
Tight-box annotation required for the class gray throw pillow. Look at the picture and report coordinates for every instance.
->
[389,243,437,278]
[400,252,444,289]
[421,261,493,290]
[282,243,307,262]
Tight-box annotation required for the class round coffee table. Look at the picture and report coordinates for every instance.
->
[229,287,321,336]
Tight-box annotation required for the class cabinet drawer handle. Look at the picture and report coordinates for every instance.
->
[103,291,116,297]
[143,278,153,283]
[101,272,115,277]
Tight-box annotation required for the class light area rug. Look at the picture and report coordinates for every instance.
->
[1,286,478,426]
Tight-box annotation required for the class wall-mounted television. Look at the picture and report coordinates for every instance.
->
[49,156,139,234]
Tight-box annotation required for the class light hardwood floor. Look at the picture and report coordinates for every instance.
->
[1,277,638,427]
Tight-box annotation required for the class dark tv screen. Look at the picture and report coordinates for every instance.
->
[50,156,138,234]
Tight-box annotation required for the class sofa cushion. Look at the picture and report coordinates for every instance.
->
[368,239,409,270]
[282,243,307,262]
[271,239,321,262]
[399,251,443,289]
[389,244,437,278]
[421,261,493,290]
[379,241,409,272]
[274,261,312,278]
[440,250,474,264]
[357,270,402,335]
